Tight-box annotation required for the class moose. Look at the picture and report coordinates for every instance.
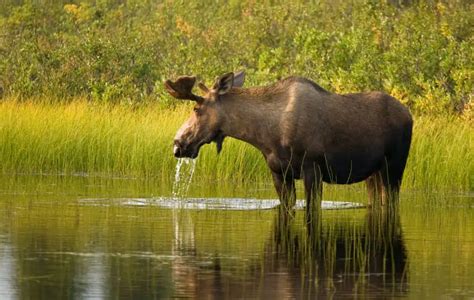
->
[165,71,413,213]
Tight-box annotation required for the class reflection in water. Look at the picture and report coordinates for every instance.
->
[266,208,408,298]
[74,253,107,299]
[171,209,198,298]
[0,199,409,298]
[0,240,17,299]
[6,173,474,298]
[155,207,409,298]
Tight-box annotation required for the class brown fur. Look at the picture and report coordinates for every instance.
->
[166,73,413,211]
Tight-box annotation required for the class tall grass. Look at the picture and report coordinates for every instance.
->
[0,100,472,191]
[0,99,181,179]
[404,116,473,191]
[0,99,268,183]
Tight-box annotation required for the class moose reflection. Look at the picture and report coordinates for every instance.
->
[264,208,408,298]
[161,206,408,298]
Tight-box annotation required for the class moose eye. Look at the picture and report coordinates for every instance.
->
[193,107,201,114]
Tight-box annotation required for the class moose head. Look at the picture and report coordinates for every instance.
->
[165,71,245,158]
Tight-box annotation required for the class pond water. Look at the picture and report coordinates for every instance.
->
[0,175,473,299]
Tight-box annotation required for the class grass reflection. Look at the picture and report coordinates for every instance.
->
[0,176,472,298]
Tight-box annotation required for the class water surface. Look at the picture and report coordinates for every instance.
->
[0,175,473,299]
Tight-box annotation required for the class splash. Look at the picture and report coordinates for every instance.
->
[172,158,196,199]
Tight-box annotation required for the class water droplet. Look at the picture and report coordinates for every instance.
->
[172,158,196,199]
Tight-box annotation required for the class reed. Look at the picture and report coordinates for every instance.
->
[0,99,472,191]
[404,116,473,191]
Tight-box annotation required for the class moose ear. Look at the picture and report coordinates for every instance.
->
[164,75,202,102]
[215,72,234,95]
[233,70,245,88]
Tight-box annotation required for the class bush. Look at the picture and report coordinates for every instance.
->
[0,0,472,114]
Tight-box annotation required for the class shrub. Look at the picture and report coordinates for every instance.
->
[0,0,472,114]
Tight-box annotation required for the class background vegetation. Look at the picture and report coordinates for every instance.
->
[0,0,472,191]
[0,0,472,115]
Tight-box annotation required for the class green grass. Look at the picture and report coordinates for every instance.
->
[0,99,181,179]
[0,99,268,183]
[0,100,472,192]
[404,116,473,191]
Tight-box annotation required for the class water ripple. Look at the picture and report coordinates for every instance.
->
[79,197,365,210]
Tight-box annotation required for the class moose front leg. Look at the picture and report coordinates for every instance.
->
[271,171,296,214]
[303,165,323,225]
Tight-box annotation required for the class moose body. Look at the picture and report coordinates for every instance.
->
[165,72,412,212]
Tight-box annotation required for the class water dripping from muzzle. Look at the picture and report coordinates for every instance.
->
[172,158,196,199]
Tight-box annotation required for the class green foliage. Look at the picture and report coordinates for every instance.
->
[0,0,472,113]
[0,101,472,191]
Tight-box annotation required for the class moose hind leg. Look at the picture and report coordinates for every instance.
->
[366,172,385,207]
[380,159,404,206]
[303,165,323,224]
[381,125,412,206]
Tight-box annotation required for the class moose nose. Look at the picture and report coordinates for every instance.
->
[173,140,182,158]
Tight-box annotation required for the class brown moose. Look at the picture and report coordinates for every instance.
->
[165,71,413,212]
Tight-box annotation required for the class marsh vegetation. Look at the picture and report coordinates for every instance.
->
[0,0,473,298]
[0,100,472,193]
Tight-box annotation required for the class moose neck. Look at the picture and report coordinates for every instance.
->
[219,92,280,155]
